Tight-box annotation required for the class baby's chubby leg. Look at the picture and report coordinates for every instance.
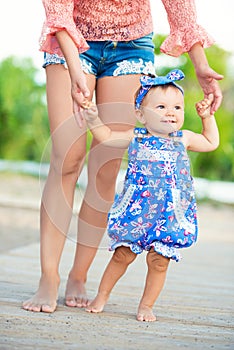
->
[86,247,137,313]
[137,250,170,322]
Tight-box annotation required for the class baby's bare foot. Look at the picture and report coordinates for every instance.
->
[65,277,88,308]
[22,274,59,313]
[137,304,156,322]
[85,292,108,313]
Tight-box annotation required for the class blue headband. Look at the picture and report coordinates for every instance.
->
[135,69,185,109]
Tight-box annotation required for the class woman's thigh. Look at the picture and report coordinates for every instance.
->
[96,74,140,125]
[90,74,141,170]
[85,74,141,207]
[86,35,154,177]
[45,64,96,172]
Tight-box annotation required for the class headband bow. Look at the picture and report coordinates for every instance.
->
[135,69,185,109]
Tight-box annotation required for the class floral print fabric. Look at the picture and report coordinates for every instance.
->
[107,129,198,262]
[40,0,214,57]
[160,0,214,56]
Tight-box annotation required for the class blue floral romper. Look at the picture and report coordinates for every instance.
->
[107,128,198,262]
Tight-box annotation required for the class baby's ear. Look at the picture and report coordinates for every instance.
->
[135,109,146,124]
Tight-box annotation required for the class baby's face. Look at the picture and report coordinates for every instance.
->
[141,86,185,136]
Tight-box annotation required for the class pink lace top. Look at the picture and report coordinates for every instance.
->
[39,0,214,57]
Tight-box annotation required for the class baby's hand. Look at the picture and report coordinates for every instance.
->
[81,100,94,110]
[81,100,99,122]
[196,94,214,119]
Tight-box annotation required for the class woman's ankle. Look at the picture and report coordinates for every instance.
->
[40,271,60,284]
[67,269,87,283]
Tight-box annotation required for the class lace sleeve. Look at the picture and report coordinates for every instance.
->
[39,0,89,55]
[160,0,214,57]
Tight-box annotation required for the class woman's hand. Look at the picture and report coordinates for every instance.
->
[195,66,223,115]
[70,66,90,127]
[55,30,91,127]
[189,43,223,115]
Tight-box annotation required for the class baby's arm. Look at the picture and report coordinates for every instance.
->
[82,101,133,148]
[183,94,219,152]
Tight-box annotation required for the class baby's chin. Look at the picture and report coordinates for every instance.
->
[146,118,179,136]
[155,123,177,135]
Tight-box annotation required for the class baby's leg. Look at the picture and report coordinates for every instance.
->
[137,250,170,322]
[86,247,136,313]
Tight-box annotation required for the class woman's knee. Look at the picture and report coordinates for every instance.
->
[147,251,170,273]
[112,247,136,266]
[96,157,122,187]
[86,148,123,202]
[50,144,86,180]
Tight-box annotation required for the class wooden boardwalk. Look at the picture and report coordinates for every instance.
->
[0,174,234,349]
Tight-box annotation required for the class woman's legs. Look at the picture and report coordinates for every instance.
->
[65,74,141,307]
[86,247,137,313]
[137,251,170,322]
[22,64,96,312]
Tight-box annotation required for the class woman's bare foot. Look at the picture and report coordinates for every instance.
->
[65,277,88,308]
[137,304,156,322]
[22,274,60,313]
[85,292,108,313]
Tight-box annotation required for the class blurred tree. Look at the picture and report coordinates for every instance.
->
[0,43,233,181]
[152,35,234,181]
[0,56,49,161]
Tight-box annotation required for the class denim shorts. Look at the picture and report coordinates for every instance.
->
[43,32,155,78]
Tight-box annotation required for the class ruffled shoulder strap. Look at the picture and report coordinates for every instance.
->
[169,130,183,138]
[134,127,148,142]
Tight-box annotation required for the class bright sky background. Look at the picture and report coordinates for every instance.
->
[1,0,233,73]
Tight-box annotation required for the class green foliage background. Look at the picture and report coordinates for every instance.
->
[153,35,234,181]
[0,36,233,181]
[0,57,48,161]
